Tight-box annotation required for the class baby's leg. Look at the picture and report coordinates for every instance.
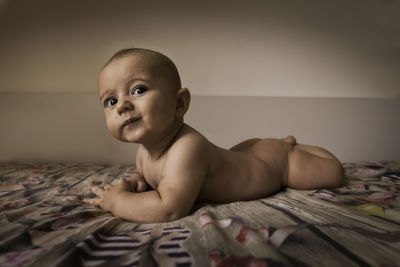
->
[286,144,344,189]
[281,135,297,146]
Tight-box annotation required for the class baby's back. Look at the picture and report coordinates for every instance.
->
[198,138,290,203]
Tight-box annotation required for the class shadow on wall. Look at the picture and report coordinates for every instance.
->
[0,0,399,98]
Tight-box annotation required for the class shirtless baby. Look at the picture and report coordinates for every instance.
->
[84,48,344,223]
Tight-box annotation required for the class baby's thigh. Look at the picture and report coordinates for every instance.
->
[287,147,343,189]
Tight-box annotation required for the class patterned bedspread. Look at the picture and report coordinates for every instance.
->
[0,161,399,266]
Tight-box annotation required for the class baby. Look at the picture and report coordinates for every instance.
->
[84,48,344,223]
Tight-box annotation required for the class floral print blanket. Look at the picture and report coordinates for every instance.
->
[0,161,399,266]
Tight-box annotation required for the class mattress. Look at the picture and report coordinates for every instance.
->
[0,161,399,266]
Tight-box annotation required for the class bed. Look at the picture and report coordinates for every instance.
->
[0,161,399,266]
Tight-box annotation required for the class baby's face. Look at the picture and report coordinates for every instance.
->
[98,54,179,144]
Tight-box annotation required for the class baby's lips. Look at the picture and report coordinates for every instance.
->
[122,117,141,128]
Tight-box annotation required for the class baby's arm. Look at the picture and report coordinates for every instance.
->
[126,150,148,192]
[84,137,208,223]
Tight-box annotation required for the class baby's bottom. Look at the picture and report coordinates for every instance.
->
[231,136,344,190]
[283,136,344,189]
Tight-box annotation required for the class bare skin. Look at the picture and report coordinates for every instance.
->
[84,50,344,223]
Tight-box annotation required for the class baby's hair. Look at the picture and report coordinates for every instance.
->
[105,48,182,90]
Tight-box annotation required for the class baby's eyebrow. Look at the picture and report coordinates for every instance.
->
[127,77,152,86]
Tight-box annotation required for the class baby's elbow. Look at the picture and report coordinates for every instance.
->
[161,201,190,222]
[165,211,185,222]
[162,208,187,222]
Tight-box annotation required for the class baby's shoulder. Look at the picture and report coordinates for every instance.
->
[168,124,211,158]
[160,125,211,176]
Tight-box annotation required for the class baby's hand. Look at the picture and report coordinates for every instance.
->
[84,178,130,211]
[127,172,147,193]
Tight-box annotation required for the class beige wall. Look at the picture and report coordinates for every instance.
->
[0,0,399,98]
[1,93,399,163]
[1,1,399,163]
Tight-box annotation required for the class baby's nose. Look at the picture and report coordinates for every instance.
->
[117,98,134,114]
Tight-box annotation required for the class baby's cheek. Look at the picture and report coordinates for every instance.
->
[106,120,122,140]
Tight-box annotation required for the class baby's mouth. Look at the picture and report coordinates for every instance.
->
[122,117,141,128]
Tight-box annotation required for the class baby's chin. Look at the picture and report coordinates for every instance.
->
[116,135,140,143]
[115,131,144,144]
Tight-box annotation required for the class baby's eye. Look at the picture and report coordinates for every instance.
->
[131,86,148,96]
[105,97,118,107]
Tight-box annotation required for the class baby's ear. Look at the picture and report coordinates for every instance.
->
[175,88,191,117]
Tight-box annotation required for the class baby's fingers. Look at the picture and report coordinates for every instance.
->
[137,181,147,192]
[83,197,101,207]
[89,185,104,197]
[126,178,139,192]
[126,179,146,192]
[118,178,131,190]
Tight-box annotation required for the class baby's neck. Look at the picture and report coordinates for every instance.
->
[141,121,185,161]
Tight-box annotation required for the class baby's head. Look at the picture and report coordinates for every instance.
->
[104,48,182,92]
[98,48,190,144]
